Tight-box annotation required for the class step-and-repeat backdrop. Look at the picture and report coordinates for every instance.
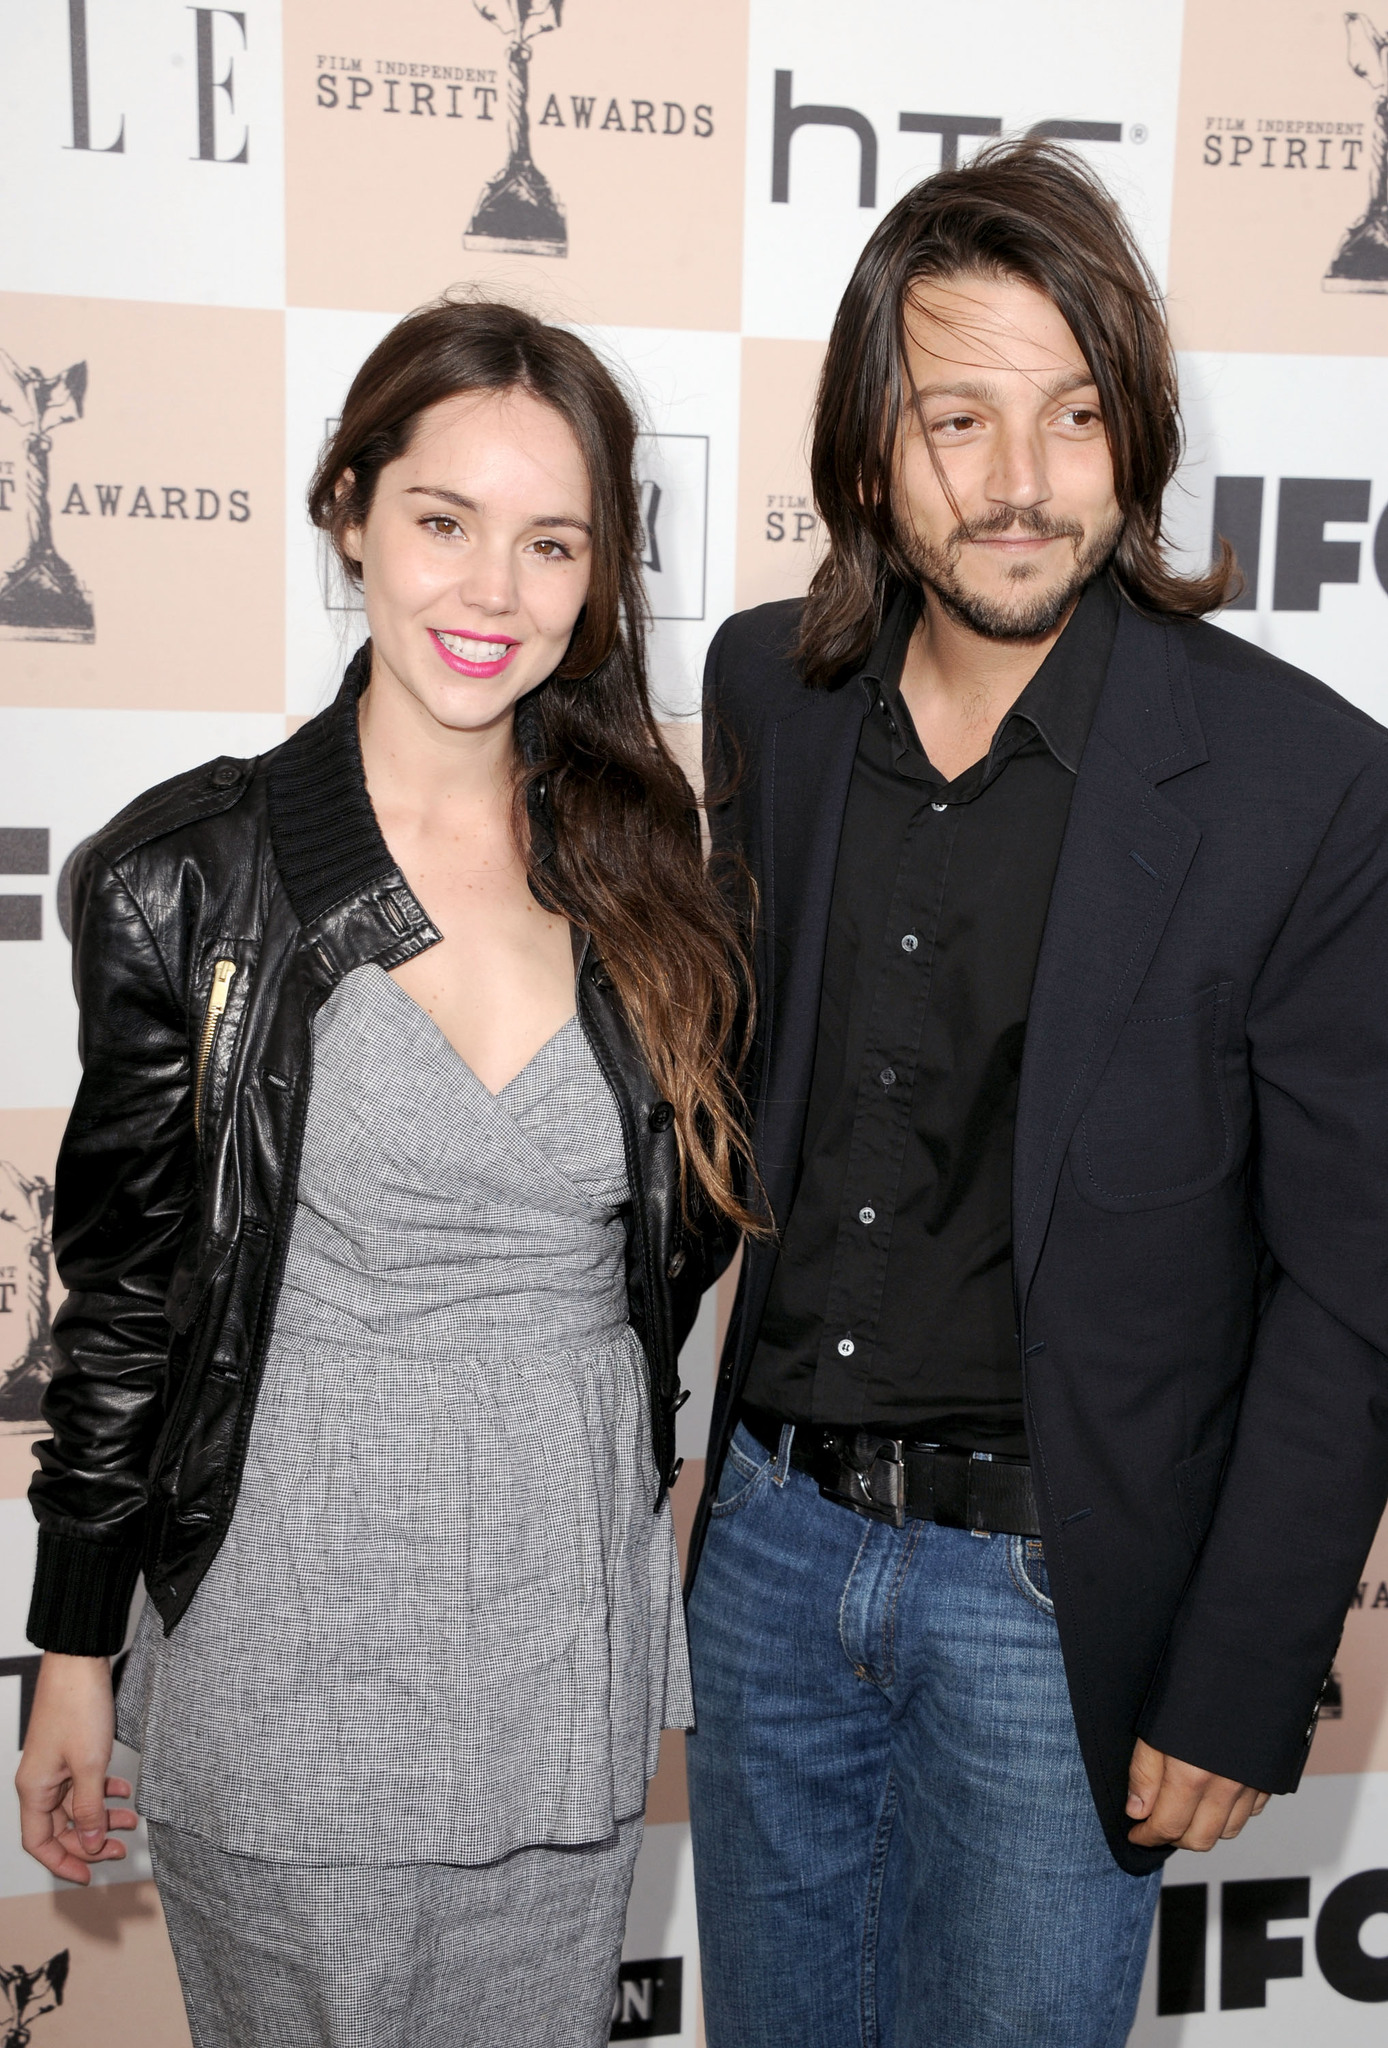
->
[2,3,1387,2042]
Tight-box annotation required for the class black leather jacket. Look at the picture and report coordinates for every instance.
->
[28,652,731,1656]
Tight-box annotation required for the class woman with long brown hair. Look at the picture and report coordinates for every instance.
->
[15,298,753,2048]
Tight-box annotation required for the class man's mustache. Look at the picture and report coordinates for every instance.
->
[947,506,1086,547]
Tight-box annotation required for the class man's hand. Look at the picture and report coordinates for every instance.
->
[15,1653,137,1885]
[1126,1738,1271,1851]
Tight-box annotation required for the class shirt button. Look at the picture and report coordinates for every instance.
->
[879,1067,896,1087]
[858,1206,876,1225]
[931,801,947,813]
[901,933,919,953]
[837,1337,855,1357]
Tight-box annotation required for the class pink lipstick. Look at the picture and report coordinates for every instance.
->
[428,628,520,679]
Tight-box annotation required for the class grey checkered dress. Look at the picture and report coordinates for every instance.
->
[119,961,693,1868]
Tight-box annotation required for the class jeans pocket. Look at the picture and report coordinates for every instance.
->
[709,1423,774,1518]
[1007,1535,1055,1615]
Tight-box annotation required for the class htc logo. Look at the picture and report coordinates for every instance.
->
[771,70,1129,209]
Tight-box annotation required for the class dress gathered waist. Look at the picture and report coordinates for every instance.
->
[271,1275,634,1367]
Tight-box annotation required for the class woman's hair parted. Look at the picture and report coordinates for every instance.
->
[797,137,1238,688]
[309,296,761,1233]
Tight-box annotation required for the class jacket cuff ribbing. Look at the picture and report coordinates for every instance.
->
[26,1527,144,1656]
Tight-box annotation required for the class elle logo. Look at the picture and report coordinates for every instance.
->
[66,0,249,163]
[1158,1872,1388,2012]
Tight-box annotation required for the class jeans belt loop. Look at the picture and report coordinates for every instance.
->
[773,1422,795,1487]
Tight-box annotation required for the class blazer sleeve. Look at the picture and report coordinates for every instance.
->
[1138,742,1388,1790]
[27,848,195,1655]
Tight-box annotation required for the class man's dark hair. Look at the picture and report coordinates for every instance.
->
[796,137,1237,687]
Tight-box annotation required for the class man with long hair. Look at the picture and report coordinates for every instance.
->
[685,140,1388,2047]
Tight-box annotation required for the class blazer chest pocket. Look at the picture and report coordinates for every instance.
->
[1075,982,1235,1211]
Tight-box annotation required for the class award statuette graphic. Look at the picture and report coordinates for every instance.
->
[0,1952,68,2048]
[1325,12,1388,291]
[0,1159,59,1425]
[464,0,568,257]
[0,349,94,641]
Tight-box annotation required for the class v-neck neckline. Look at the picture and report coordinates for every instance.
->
[373,964,579,1101]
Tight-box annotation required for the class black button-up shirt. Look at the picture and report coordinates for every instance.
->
[744,574,1120,1454]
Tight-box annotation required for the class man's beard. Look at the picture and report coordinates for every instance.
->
[905,504,1124,643]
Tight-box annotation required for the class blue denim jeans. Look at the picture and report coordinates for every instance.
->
[686,1423,1160,2048]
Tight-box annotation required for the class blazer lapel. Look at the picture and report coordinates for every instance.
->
[1013,610,1207,1306]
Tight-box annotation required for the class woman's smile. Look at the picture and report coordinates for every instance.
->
[427,627,521,678]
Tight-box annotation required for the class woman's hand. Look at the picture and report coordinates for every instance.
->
[15,1654,138,1884]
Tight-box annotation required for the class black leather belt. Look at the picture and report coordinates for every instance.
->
[740,1405,1041,1537]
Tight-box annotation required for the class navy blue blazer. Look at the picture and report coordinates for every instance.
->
[693,591,1388,1875]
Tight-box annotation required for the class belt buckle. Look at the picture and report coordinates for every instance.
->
[819,1433,907,1529]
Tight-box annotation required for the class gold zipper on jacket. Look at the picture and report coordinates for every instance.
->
[194,958,237,1139]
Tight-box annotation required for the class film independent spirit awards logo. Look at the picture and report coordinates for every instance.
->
[0,351,92,643]
[1328,11,1388,290]
[0,1156,59,1427]
[0,1953,68,2048]
[466,0,568,257]
[1205,11,1388,291]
